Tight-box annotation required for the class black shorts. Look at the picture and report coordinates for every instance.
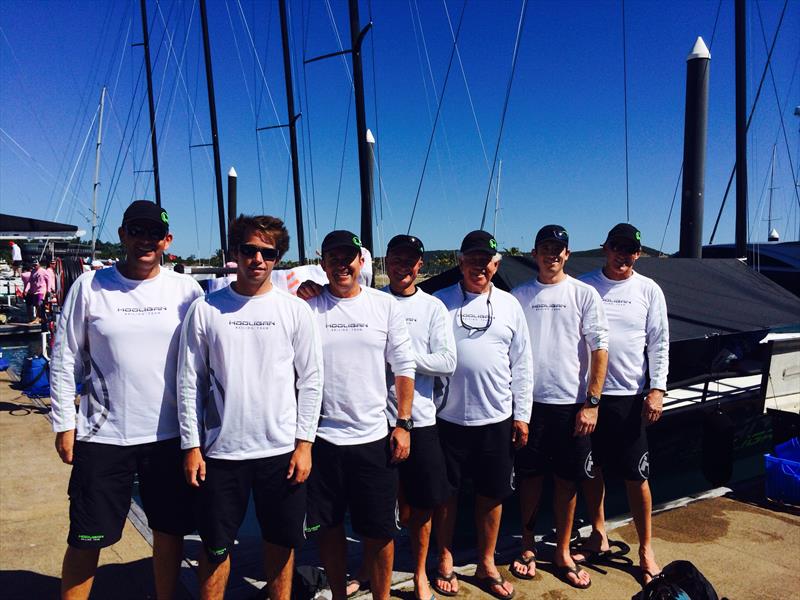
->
[399,425,451,509]
[196,452,307,563]
[516,403,594,482]
[67,438,194,549]
[437,417,515,500]
[306,437,398,540]
[592,394,649,481]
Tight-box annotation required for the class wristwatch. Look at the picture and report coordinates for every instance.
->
[586,395,601,407]
[395,418,414,431]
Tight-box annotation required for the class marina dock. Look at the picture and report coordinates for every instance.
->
[1,371,797,599]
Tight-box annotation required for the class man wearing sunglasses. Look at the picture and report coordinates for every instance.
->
[576,223,668,585]
[303,230,415,600]
[50,200,203,600]
[431,230,532,600]
[178,215,323,600]
[510,225,608,590]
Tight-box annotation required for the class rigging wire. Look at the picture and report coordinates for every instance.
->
[621,0,631,222]
[334,97,354,228]
[708,0,790,243]
[411,0,458,221]
[234,0,291,157]
[479,0,529,230]
[755,0,800,214]
[441,0,496,197]
[407,0,468,234]
[659,0,722,248]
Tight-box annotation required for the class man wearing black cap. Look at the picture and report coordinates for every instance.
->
[382,234,456,600]
[510,224,608,590]
[303,230,416,600]
[577,223,668,584]
[432,230,533,600]
[50,200,203,599]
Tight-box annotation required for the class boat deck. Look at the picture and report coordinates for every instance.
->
[1,372,798,599]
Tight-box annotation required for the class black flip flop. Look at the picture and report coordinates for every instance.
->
[431,571,458,597]
[556,564,591,590]
[509,553,536,580]
[475,574,515,600]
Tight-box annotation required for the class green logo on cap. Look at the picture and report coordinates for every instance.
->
[635,231,641,241]
[161,210,169,225]
[352,235,362,247]
[489,238,497,249]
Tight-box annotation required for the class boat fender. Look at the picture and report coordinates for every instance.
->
[701,410,734,487]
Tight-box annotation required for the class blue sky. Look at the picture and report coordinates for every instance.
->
[1,0,798,261]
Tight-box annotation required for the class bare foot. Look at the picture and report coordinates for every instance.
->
[413,574,434,600]
[509,549,536,579]
[475,565,514,598]
[571,529,609,563]
[554,559,591,589]
[432,569,458,595]
[639,547,661,585]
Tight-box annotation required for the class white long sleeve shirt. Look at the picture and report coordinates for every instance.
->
[308,286,415,445]
[50,265,203,444]
[178,285,323,460]
[381,287,456,427]
[512,275,609,405]
[579,269,669,394]
[434,282,533,426]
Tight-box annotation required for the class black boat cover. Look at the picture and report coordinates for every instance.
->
[419,256,800,343]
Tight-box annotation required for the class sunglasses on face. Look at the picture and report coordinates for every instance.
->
[237,243,280,261]
[609,242,639,254]
[125,224,167,240]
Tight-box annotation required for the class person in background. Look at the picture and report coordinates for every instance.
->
[10,241,23,275]
[50,200,203,600]
[27,259,51,324]
[577,223,668,585]
[47,258,57,293]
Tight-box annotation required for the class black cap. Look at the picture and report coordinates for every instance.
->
[387,234,424,256]
[604,222,642,250]
[460,230,498,254]
[534,224,569,249]
[122,200,169,232]
[321,230,362,255]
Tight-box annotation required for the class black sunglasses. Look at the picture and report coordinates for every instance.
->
[238,243,280,261]
[609,241,639,254]
[458,284,493,333]
[125,224,167,240]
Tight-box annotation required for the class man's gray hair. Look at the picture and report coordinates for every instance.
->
[457,251,502,262]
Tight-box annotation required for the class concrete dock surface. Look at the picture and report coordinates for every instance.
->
[1,371,798,599]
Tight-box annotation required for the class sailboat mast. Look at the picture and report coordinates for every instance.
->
[139,0,162,208]
[199,0,228,262]
[348,0,374,254]
[278,0,306,264]
[735,0,748,257]
[91,87,106,260]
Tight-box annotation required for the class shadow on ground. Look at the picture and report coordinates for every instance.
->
[0,558,195,600]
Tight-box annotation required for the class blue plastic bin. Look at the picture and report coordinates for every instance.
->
[765,437,800,505]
